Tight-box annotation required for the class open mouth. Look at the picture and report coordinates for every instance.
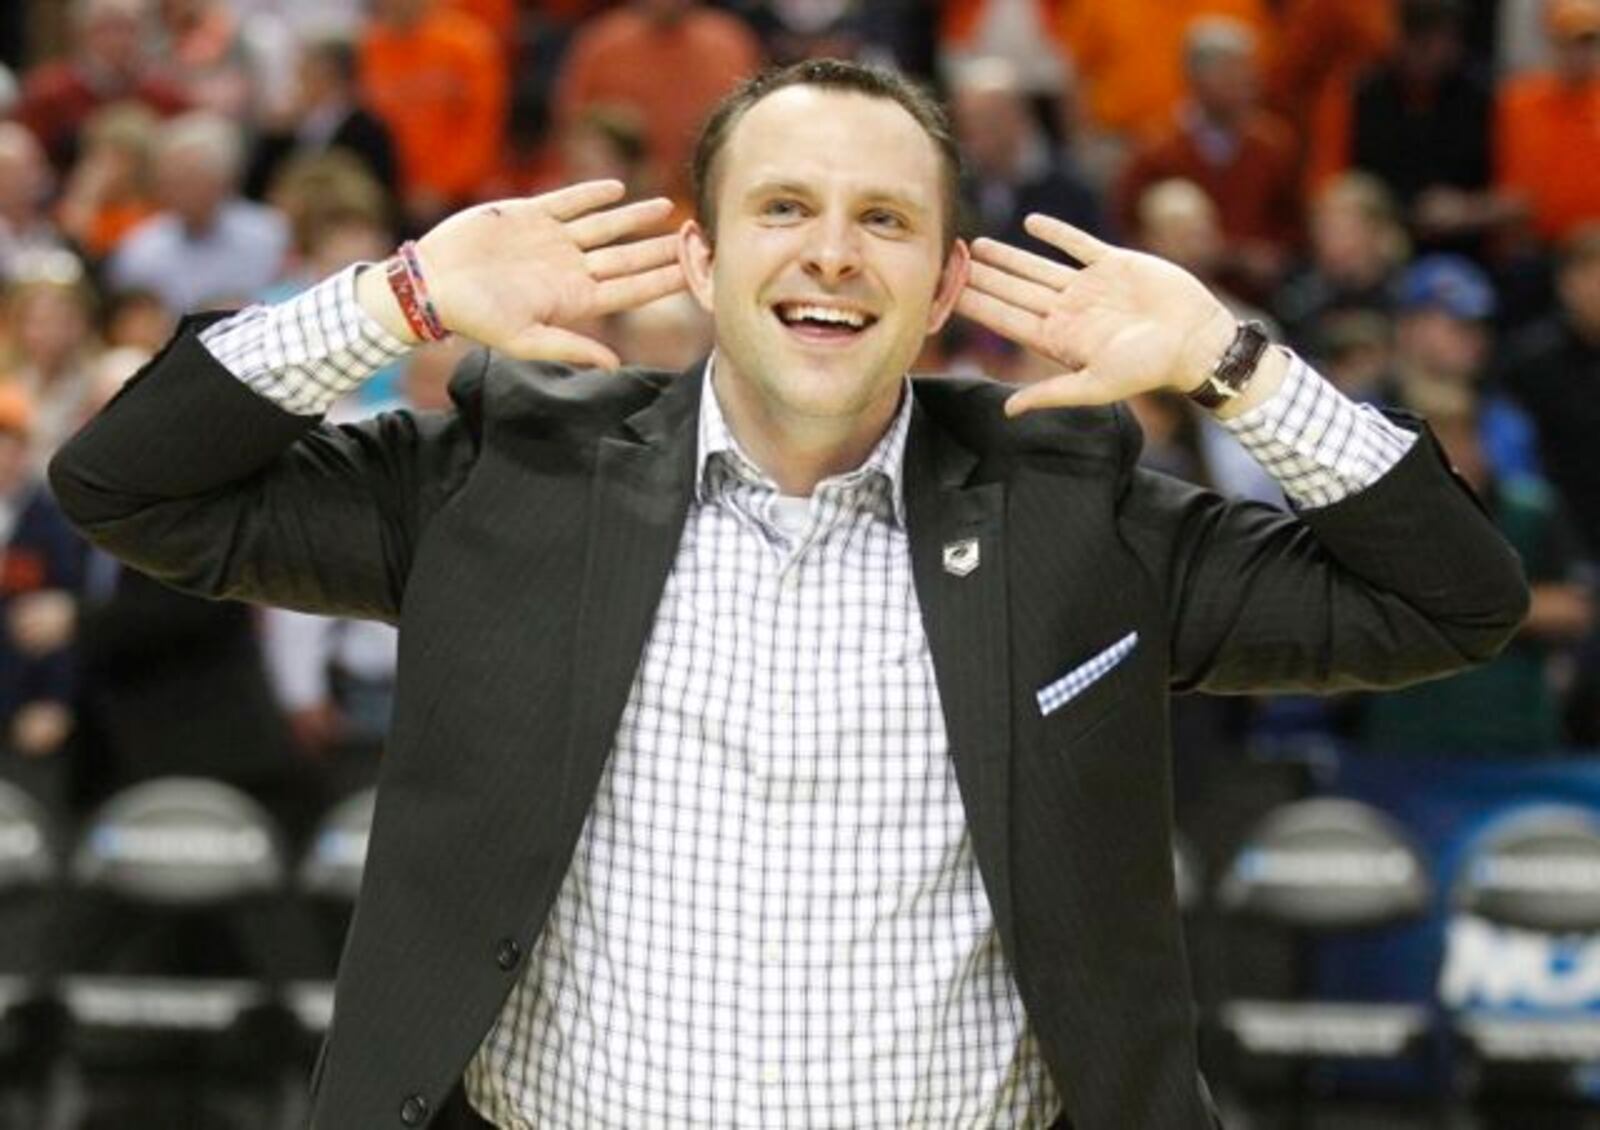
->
[772,300,879,342]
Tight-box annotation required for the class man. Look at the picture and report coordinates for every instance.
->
[949,56,1102,257]
[15,0,188,173]
[1114,17,1299,297]
[358,0,505,229]
[244,34,397,203]
[0,122,68,283]
[1495,0,1600,243]
[52,60,1526,1129]
[104,110,288,313]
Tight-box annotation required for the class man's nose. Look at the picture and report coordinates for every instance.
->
[802,216,862,285]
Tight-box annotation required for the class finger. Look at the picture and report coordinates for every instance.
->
[502,324,621,369]
[970,236,1076,288]
[585,233,680,281]
[1023,214,1113,266]
[965,261,1057,316]
[1004,369,1110,416]
[954,287,1044,350]
[568,197,675,250]
[535,179,627,221]
[593,263,688,316]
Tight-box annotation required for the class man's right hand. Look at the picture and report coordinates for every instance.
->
[357,180,686,369]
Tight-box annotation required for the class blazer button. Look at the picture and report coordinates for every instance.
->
[400,1093,429,1125]
[496,937,522,971]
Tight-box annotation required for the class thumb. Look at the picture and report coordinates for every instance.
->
[1003,369,1111,417]
[501,324,621,370]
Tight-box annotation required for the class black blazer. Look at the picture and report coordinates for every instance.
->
[50,318,1527,1129]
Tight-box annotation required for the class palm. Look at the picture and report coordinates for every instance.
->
[414,181,686,367]
[956,214,1233,414]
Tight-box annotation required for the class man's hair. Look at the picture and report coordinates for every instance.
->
[690,59,966,248]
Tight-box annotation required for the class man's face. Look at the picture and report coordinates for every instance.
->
[680,87,965,437]
[1559,253,1600,340]
[153,142,227,225]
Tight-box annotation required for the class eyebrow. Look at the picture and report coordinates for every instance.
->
[743,178,931,218]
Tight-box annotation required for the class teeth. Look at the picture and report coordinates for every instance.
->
[780,303,869,328]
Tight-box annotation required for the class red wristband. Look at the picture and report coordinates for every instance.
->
[384,241,448,342]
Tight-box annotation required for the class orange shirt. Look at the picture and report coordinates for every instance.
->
[359,7,507,202]
[555,9,763,205]
[1054,0,1274,139]
[1495,72,1600,242]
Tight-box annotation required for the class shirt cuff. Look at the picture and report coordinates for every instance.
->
[197,264,412,416]
[1218,350,1416,509]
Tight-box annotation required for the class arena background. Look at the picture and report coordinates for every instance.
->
[0,0,1597,1126]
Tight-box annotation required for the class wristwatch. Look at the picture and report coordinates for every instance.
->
[1186,320,1270,410]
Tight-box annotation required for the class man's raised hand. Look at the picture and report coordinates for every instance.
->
[956,214,1241,417]
[374,180,687,369]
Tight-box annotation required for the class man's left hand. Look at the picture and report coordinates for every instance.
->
[956,214,1240,417]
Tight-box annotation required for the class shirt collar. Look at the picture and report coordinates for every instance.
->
[693,353,912,528]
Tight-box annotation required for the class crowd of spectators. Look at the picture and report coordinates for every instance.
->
[0,0,1594,839]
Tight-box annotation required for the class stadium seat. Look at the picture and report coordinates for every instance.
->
[0,780,59,1126]
[41,777,304,1130]
[1210,797,1437,1124]
[1447,805,1600,1115]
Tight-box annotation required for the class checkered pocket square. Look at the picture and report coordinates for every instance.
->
[1036,630,1139,716]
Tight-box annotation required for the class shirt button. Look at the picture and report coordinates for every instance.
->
[399,1094,429,1125]
[495,937,522,972]
[761,1063,781,1085]
[762,941,781,963]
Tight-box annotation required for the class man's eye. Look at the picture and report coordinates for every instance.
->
[763,199,804,219]
[865,210,907,231]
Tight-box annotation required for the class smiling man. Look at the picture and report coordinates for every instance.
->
[52,60,1525,1130]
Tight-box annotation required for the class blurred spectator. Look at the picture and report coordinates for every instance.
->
[1,263,101,467]
[98,286,173,353]
[1053,0,1273,142]
[1131,179,1281,506]
[263,152,407,406]
[937,0,1074,114]
[1272,173,1409,354]
[1358,381,1592,753]
[1265,0,1395,139]
[1115,18,1298,295]
[150,0,253,117]
[66,357,306,827]
[950,57,1100,256]
[1389,254,1541,480]
[0,385,84,811]
[15,0,189,173]
[104,110,288,313]
[1494,0,1600,245]
[1331,0,1512,252]
[245,35,398,207]
[1500,225,1600,555]
[1133,179,1278,336]
[1311,308,1396,403]
[606,291,712,370]
[555,0,762,206]
[740,0,865,65]
[267,151,392,281]
[0,122,67,283]
[53,100,159,262]
[360,0,506,231]
[560,104,653,199]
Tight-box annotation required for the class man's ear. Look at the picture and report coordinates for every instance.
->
[679,219,715,314]
[926,238,970,335]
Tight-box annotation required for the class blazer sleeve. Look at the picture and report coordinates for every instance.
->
[49,316,485,624]
[1115,410,1530,695]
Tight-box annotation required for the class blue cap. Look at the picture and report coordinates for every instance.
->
[1397,254,1496,320]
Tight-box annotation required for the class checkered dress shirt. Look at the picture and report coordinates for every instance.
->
[200,267,1414,1128]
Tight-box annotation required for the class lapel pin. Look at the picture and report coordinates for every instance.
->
[942,537,980,577]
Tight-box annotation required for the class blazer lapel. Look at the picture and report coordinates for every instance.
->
[560,369,701,839]
[904,399,1016,960]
